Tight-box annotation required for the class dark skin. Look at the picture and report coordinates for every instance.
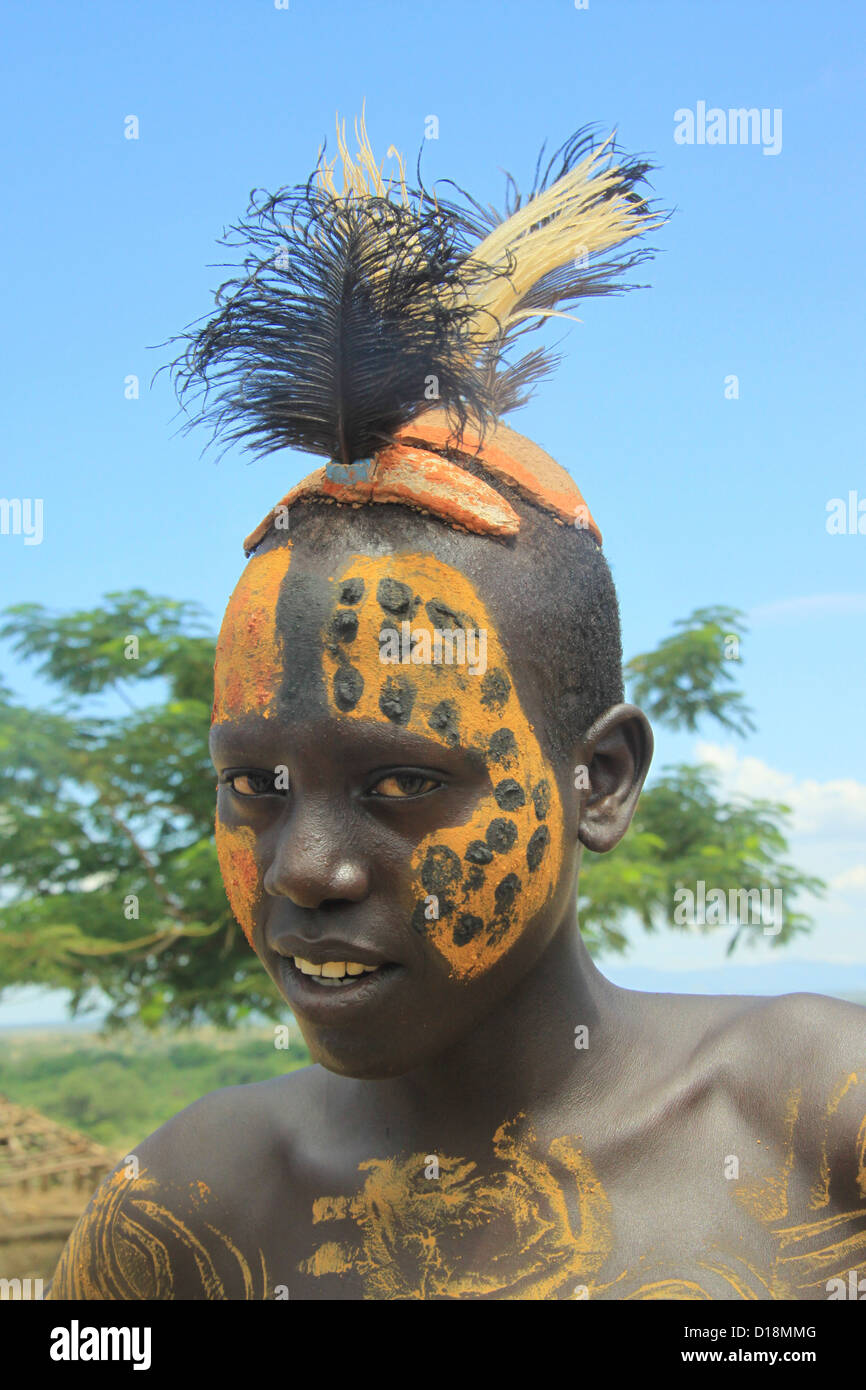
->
[48,516,866,1301]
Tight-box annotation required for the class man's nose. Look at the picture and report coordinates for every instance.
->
[262,802,369,909]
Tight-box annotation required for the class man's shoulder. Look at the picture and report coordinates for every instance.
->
[715,989,866,1089]
[48,1065,324,1300]
[134,1061,322,1175]
[708,991,866,1172]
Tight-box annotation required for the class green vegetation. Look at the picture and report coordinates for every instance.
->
[0,1026,310,1153]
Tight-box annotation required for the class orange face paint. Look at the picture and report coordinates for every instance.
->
[321,552,564,979]
[213,543,293,725]
[215,821,260,945]
[213,544,292,944]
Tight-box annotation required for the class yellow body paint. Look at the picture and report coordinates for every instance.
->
[48,1166,269,1300]
[734,1073,866,1298]
[302,1075,866,1301]
[300,1117,611,1299]
[321,553,565,979]
[809,1070,859,1210]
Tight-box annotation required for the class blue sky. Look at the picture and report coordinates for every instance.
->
[1,0,865,1020]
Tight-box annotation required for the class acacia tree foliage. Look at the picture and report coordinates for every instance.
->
[0,593,252,1029]
[0,595,822,1027]
[579,605,822,952]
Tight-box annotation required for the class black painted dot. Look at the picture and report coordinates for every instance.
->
[339,577,365,605]
[453,913,484,946]
[333,665,363,711]
[527,825,550,872]
[486,818,518,854]
[494,873,522,914]
[420,845,463,895]
[426,597,471,630]
[465,840,493,865]
[532,780,551,821]
[488,729,518,767]
[494,778,526,812]
[411,900,432,936]
[377,577,413,616]
[327,609,358,644]
[428,699,460,747]
[379,675,416,725]
[480,669,511,713]
[463,865,486,893]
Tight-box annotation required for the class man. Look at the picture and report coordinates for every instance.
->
[48,116,866,1301]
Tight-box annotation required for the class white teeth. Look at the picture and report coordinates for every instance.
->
[293,956,380,985]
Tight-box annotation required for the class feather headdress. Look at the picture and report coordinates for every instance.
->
[169,109,665,548]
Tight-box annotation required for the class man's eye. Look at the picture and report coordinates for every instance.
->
[368,773,440,799]
[226,772,281,797]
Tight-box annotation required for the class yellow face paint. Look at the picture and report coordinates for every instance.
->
[215,821,260,945]
[321,553,564,979]
[213,544,292,944]
[212,543,293,725]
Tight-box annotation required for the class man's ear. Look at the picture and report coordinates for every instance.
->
[576,704,654,853]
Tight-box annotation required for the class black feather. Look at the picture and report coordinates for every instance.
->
[166,126,664,463]
[168,184,505,464]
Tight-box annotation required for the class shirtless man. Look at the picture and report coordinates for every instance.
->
[47,120,866,1301]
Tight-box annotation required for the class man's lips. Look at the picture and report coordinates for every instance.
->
[274,952,404,1013]
[267,935,394,970]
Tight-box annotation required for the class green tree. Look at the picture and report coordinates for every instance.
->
[0,592,268,1028]
[0,595,822,1025]
[579,606,823,953]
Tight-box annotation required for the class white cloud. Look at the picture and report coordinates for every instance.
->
[748,593,866,623]
[619,744,866,969]
[695,742,866,839]
[829,865,866,895]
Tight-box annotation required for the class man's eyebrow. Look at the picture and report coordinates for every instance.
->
[208,718,491,773]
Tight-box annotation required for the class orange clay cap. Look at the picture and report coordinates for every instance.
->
[242,409,601,555]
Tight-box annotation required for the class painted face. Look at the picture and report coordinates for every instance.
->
[210,536,572,1076]
[213,544,293,940]
[319,553,564,980]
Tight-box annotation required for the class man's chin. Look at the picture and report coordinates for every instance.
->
[298,1012,453,1081]
[305,1036,423,1082]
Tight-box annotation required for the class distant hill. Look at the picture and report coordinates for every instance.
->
[599,958,866,1003]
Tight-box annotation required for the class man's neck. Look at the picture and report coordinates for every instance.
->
[357,919,630,1148]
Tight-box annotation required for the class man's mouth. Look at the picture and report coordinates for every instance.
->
[293,956,382,988]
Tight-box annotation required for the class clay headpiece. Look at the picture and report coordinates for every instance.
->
[170,110,663,550]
